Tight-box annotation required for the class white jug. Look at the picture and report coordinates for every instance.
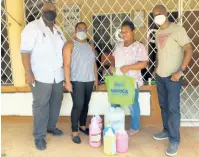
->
[104,107,125,133]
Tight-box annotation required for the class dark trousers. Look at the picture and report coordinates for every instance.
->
[31,81,63,139]
[70,81,94,132]
[156,74,183,144]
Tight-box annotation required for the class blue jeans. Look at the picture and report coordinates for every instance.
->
[156,74,183,144]
[111,89,140,130]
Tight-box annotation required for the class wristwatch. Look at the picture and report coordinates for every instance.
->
[178,68,184,75]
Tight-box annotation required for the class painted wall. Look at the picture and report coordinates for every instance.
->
[2,92,198,126]
[1,92,151,116]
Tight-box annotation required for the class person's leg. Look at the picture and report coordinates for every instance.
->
[31,81,52,150]
[31,81,52,140]
[79,81,94,132]
[128,89,140,135]
[153,75,169,140]
[166,77,182,144]
[165,76,182,156]
[156,74,169,132]
[47,81,63,134]
[70,81,85,143]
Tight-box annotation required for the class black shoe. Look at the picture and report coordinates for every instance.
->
[35,139,46,150]
[47,128,63,136]
[72,136,81,144]
[79,127,89,135]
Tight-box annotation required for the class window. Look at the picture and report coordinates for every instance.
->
[24,0,45,23]
[1,0,13,85]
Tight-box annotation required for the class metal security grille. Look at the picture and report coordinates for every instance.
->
[1,0,13,85]
[23,0,199,122]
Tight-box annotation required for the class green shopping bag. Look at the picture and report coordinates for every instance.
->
[105,75,135,106]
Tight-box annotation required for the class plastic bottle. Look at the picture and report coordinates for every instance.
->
[116,129,128,153]
[89,118,102,147]
[103,122,115,137]
[103,128,116,155]
[91,113,102,129]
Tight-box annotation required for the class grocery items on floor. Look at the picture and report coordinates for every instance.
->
[104,107,125,133]
[89,114,102,147]
[116,129,129,153]
[91,113,102,129]
[103,128,116,155]
[89,110,128,155]
[103,122,115,137]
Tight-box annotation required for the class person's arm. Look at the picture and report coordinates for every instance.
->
[127,61,148,70]
[63,41,74,92]
[21,54,31,72]
[20,23,37,85]
[171,26,193,82]
[21,54,35,84]
[171,43,193,82]
[120,61,148,73]
[180,43,193,70]
[154,52,158,73]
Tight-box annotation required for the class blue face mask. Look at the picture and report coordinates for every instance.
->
[43,10,57,22]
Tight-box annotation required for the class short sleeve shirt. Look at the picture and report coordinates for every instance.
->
[155,23,191,77]
[20,17,66,83]
[113,41,148,87]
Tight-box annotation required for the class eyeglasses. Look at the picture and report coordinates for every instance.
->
[77,28,88,32]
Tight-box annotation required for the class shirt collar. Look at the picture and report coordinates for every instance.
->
[39,17,56,30]
[39,17,48,27]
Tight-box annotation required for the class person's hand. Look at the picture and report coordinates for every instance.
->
[25,71,35,85]
[94,79,98,90]
[65,82,73,92]
[171,71,183,82]
[120,65,130,74]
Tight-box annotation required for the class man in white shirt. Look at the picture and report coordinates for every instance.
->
[20,2,66,150]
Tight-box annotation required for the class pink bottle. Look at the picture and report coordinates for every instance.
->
[91,114,102,129]
[89,119,102,147]
[116,130,128,153]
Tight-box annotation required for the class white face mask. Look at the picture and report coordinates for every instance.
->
[154,15,166,26]
[76,32,87,40]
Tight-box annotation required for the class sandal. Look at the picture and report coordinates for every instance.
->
[127,129,139,136]
[79,127,89,135]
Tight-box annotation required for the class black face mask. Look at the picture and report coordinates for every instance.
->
[43,10,57,22]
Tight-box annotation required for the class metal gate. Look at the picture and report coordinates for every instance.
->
[1,0,13,85]
[22,0,199,122]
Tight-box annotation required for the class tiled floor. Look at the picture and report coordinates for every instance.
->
[1,121,199,157]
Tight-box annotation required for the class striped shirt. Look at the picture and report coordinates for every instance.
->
[70,40,95,82]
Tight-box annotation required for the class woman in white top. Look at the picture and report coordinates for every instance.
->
[111,21,148,135]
